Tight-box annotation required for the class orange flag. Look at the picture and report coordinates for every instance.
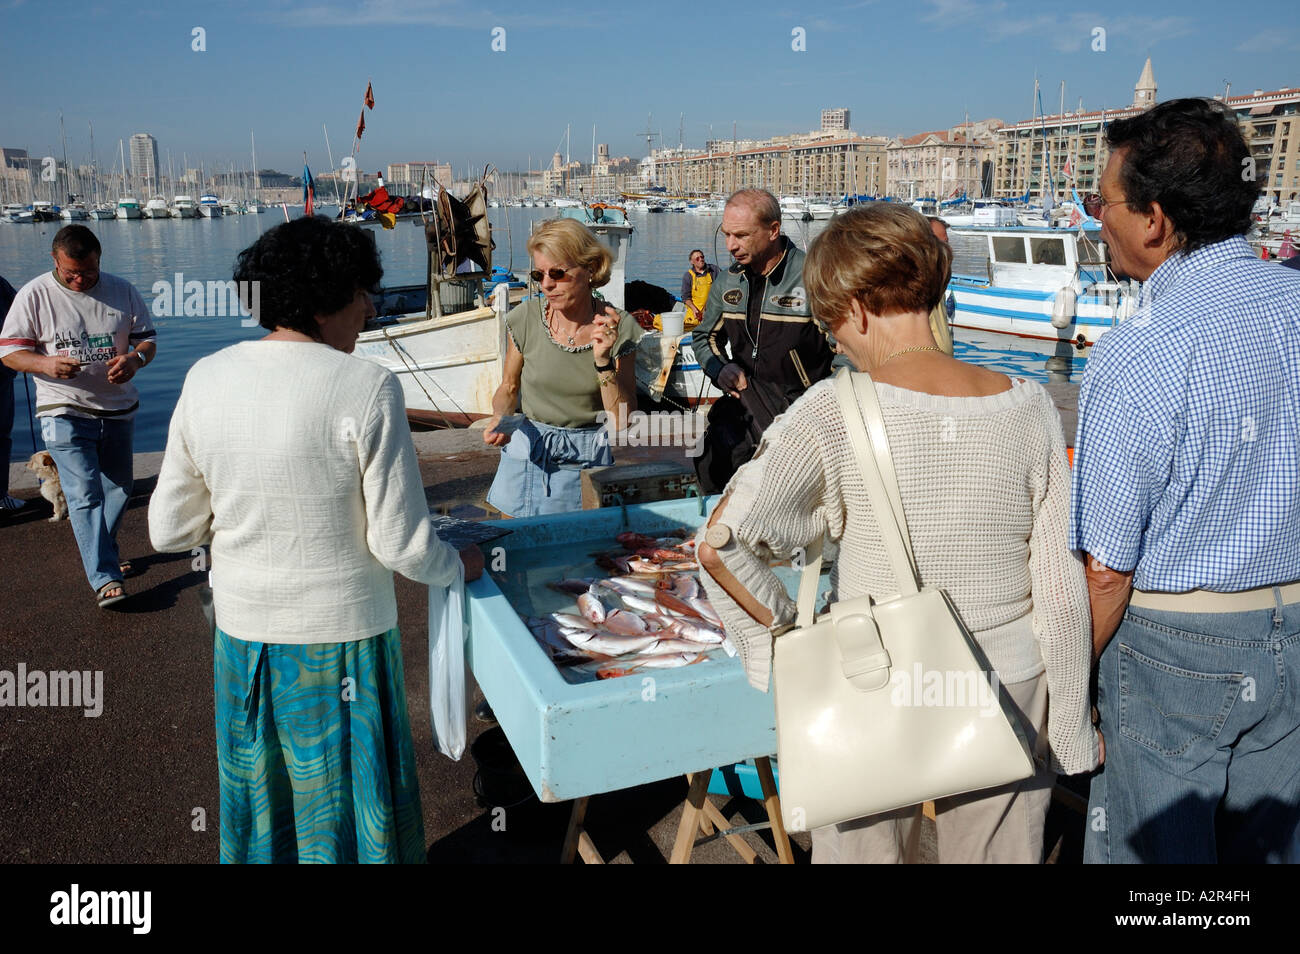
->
[364,82,375,110]
[356,109,366,140]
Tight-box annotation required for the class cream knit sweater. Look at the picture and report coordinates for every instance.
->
[149,341,459,643]
[698,374,1099,776]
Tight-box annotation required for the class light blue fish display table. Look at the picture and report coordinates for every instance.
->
[464,495,810,862]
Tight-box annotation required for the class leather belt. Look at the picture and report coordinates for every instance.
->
[1129,581,1300,613]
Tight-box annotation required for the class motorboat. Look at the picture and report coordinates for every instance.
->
[116,198,143,219]
[170,195,199,218]
[198,194,223,217]
[946,225,1137,347]
[2,203,34,223]
[143,195,171,219]
[30,200,61,222]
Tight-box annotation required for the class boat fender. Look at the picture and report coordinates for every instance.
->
[1050,286,1077,329]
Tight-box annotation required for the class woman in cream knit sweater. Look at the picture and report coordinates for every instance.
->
[697,204,1099,864]
[149,217,478,863]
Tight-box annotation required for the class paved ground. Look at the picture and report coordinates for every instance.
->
[0,387,1084,864]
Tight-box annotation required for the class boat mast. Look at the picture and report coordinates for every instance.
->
[119,139,128,202]
[323,124,342,206]
[251,130,260,201]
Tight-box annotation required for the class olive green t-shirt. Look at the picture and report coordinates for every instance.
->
[505,297,642,428]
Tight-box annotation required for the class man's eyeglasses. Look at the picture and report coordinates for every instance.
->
[529,265,578,282]
[1082,193,1127,219]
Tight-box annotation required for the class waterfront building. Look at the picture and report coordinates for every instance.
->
[991,58,1299,206]
[886,123,999,201]
[130,133,160,192]
[1227,87,1300,205]
[653,131,888,198]
[387,161,452,192]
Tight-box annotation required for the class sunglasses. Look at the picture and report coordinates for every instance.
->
[529,265,579,283]
[1082,193,1127,219]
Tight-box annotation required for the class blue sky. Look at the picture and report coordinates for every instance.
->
[1,0,1295,178]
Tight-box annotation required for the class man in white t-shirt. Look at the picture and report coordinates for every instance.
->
[0,226,157,606]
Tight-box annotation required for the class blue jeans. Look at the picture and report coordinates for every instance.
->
[42,414,135,592]
[1085,593,1300,863]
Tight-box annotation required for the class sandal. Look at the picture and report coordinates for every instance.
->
[97,580,127,609]
[119,560,138,579]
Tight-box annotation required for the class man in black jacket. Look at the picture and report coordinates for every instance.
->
[692,189,836,492]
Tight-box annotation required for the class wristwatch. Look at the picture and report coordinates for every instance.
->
[594,359,615,373]
[135,351,146,366]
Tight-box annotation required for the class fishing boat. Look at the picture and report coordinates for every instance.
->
[115,197,142,220]
[947,225,1137,347]
[351,192,710,425]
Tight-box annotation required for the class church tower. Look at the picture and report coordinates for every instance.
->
[1133,57,1157,109]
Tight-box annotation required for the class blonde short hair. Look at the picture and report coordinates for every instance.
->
[804,204,952,325]
[527,218,613,288]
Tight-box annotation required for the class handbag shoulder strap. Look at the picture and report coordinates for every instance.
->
[833,368,921,595]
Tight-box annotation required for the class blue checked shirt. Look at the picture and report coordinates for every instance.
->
[1070,236,1300,591]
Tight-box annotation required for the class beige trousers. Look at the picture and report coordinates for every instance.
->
[811,671,1054,864]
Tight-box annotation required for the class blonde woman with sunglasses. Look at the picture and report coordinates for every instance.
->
[483,218,642,516]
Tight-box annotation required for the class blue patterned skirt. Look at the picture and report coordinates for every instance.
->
[214,626,425,864]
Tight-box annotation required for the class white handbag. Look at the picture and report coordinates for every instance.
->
[773,368,1035,833]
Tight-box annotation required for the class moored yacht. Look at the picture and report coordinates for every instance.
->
[170,195,199,218]
[116,197,143,219]
[198,194,223,217]
[143,195,171,219]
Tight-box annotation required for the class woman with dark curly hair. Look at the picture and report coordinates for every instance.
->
[148,215,481,863]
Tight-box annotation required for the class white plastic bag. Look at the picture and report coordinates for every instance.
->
[428,558,468,760]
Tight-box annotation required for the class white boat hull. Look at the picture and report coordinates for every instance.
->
[115,206,142,219]
[353,304,507,425]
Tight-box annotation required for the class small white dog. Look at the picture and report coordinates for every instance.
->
[26,451,68,522]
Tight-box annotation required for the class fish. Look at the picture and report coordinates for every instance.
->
[628,557,697,575]
[524,617,603,665]
[551,612,596,631]
[654,587,707,620]
[595,553,635,575]
[562,629,661,655]
[596,576,657,598]
[577,590,607,624]
[596,652,704,679]
[601,608,656,636]
[618,593,660,616]
[669,575,703,601]
[636,546,695,562]
[615,531,663,551]
[642,637,716,654]
[661,617,725,644]
[688,597,723,626]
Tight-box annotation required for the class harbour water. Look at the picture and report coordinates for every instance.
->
[1,206,1086,463]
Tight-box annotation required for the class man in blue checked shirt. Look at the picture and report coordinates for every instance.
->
[1072,98,1300,864]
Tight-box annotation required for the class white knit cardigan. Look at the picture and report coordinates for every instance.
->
[149,341,459,643]
[697,374,1099,776]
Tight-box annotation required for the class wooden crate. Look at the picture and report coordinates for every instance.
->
[580,461,698,510]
